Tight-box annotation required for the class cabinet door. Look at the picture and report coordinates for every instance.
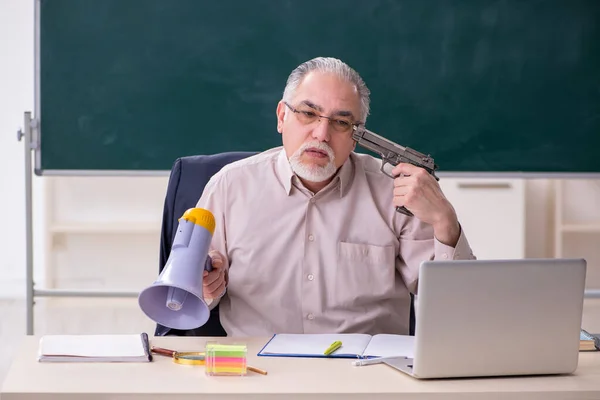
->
[438,178,525,260]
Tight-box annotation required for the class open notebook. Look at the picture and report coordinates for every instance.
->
[38,333,152,362]
[257,333,415,359]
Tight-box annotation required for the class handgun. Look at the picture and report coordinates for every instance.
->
[352,127,439,217]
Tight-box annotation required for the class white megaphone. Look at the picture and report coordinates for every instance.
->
[138,208,215,330]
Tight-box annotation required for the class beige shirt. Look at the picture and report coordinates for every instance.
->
[198,147,475,336]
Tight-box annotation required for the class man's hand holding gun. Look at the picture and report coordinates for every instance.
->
[352,127,461,247]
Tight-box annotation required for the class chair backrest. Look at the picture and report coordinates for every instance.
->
[155,150,415,336]
[155,151,257,337]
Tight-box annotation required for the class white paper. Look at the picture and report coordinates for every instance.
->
[362,334,415,358]
[38,334,147,361]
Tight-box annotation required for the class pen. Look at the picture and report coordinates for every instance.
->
[324,340,342,356]
[352,356,407,366]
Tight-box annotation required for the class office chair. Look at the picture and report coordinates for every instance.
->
[155,151,416,336]
[155,151,257,337]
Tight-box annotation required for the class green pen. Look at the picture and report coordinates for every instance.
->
[324,340,342,356]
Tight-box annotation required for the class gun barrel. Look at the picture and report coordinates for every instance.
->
[352,128,436,171]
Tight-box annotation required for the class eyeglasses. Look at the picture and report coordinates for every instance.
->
[283,102,362,134]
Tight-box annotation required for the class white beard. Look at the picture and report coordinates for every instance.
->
[289,142,337,183]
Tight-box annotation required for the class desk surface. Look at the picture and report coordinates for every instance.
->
[2,336,600,400]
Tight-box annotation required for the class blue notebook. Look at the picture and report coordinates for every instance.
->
[257,333,415,359]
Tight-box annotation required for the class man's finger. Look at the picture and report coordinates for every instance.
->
[205,273,225,293]
[203,269,223,286]
[393,196,405,208]
[393,173,416,188]
[205,280,226,299]
[393,186,409,197]
[207,278,225,294]
[208,251,224,269]
[391,162,422,177]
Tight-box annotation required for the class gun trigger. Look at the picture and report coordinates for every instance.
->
[380,160,395,179]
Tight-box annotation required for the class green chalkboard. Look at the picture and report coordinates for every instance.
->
[38,0,600,174]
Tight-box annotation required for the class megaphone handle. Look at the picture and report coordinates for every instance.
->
[204,256,213,272]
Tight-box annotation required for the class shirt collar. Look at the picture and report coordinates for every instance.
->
[276,148,296,195]
[276,148,354,198]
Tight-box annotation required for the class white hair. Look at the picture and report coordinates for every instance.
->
[282,57,371,122]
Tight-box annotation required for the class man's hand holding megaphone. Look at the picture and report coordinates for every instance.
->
[203,250,228,300]
[138,208,228,330]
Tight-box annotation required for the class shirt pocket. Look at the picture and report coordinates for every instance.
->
[333,242,396,307]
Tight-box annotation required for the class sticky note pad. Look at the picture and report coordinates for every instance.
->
[205,343,247,376]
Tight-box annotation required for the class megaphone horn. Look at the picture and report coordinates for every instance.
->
[138,208,215,330]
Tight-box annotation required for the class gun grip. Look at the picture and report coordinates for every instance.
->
[396,206,414,217]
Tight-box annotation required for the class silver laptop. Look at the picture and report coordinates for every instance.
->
[384,258,586,379]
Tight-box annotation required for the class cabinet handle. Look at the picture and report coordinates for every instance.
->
[457,183,512,190]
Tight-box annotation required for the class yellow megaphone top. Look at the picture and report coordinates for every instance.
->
[179,208,215,235]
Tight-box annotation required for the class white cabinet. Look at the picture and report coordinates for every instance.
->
[438,178,525,260]
[43,176,169,291]
[554,180,600,291]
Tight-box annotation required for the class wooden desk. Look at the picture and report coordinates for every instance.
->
[2,336,600,400]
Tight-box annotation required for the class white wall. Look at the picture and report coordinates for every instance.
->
[0,0,46,299]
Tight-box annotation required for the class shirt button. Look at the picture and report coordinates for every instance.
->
[309,198,316,204]
[308,234,314,241]
[307,274,314,281]
[307,313,314,320]
[442,253,448,259]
